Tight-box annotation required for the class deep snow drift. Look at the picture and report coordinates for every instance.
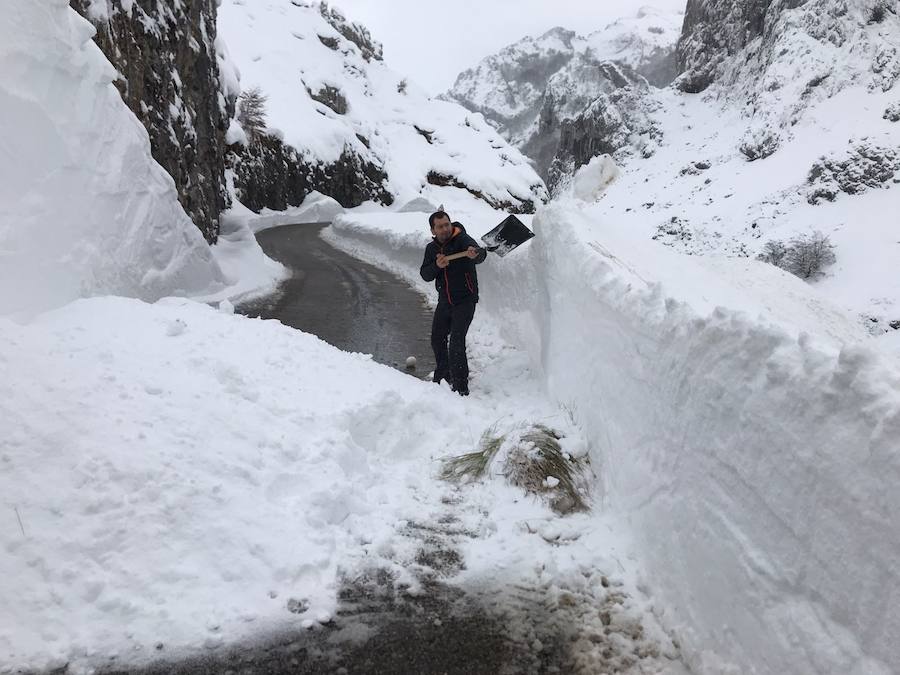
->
[325,175,900,674]
[0,0,225,316]
[0,290,690,673]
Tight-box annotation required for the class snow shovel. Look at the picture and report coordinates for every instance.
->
[442,215,535,261]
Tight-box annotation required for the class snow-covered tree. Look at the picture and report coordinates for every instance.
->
[237,86,268,140]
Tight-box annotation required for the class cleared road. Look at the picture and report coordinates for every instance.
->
[238,222,436,378]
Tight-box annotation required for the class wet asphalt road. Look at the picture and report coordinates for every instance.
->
[238,223,436,378]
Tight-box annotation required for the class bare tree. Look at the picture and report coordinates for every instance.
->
[756,240,787,267]
[783,231,836,279]
[237,86,268,140]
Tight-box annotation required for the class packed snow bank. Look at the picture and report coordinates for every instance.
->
[486,202,900,674]
[5,290,660,672]
[231,191,346,234]
[0,1,224,317]
[199,205,289,304]
[326,205,900,674]
[0,295,548,670]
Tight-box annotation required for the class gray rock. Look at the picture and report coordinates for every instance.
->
[229,134,393,213]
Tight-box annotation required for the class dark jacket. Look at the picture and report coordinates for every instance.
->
[420,222,487,305]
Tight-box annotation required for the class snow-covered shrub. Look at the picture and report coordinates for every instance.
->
[884,102,900,122]
[756,240,788,268]
[502,425,589,515]
[237,86,269,140]
[783,231,837,279]
[440,424,590,515]
[758,233,836,279]
[439,427,505,482]
[397,78,408,95]
[739,128,780,161]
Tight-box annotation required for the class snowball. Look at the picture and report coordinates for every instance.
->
[165,319,187,337]
[405,356,417,369]
[543,476,560,488]
[218,299,235,314]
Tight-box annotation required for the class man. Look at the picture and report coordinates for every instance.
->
[419,209,487,396]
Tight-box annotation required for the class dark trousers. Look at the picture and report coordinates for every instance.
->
[431,300,476,390]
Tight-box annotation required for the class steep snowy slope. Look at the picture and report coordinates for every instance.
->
[584,0,900,332]
[0,0,224,316]
[218,0,546,213]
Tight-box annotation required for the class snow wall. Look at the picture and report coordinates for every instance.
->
[0,0,223,317]
[329,202,900,674]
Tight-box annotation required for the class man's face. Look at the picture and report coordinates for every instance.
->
[431,216,453,243]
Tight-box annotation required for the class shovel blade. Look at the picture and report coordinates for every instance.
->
[480,215,535,258]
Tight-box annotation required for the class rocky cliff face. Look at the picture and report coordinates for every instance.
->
[70,0,236,243]
[548,63,660,192]
[677,0,900,116]
[676,0,778,93]
[230,133,392,213]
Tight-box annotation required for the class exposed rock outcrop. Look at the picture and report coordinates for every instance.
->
[230,134,392,213]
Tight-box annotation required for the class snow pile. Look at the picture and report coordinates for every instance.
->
[572,155,620,202]
[0,296,427,667]
[0,0,225,316]
[397,196,439,213]
[201,208,288,304]
[217,0,545,211]
[325,200,900,673]
[226,191,346,235]
[0,289,683,672]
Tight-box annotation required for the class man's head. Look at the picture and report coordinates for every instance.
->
[429,210,453,243]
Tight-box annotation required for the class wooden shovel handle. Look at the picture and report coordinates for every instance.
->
[443,251,472,262]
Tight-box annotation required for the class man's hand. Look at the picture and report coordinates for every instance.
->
[465,246,479,259]
[436,253,449,269]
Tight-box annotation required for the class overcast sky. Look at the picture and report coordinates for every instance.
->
[332,0,687,95]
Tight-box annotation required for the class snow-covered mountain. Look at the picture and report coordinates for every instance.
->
[447,0,900,332]
[219,0,547,214]
[443,8,683,179]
